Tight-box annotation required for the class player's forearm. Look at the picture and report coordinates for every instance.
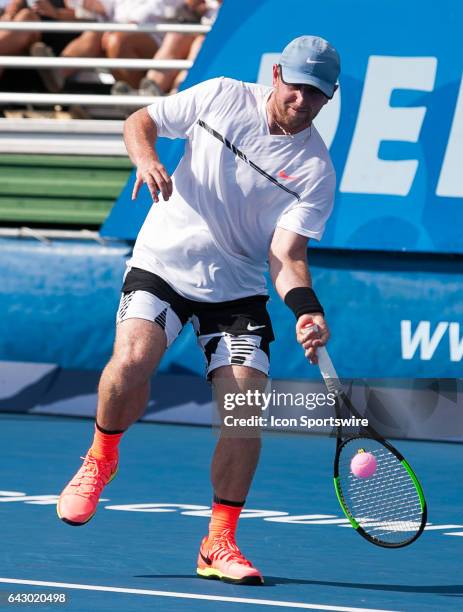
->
[271,254,328,362]
[269,254,312,302]
[125,108,173,203]
[123,108,160,169]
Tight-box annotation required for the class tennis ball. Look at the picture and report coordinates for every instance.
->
[351,449,377,478]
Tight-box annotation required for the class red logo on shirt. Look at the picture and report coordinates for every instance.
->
[278,170,299,180]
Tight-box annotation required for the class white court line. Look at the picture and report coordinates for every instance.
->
[424,525,463,531]
[0,578,399,612]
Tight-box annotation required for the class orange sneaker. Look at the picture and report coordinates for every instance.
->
[197,529,263,585]
[57,452,118,526]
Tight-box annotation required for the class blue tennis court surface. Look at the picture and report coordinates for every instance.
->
[0,414,461,611]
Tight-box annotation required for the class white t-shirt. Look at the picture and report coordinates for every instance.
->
[201,0,221,25]
[98,0,184,23]
[130,77,336,302]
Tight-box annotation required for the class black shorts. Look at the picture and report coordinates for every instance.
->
[116,267,275,378]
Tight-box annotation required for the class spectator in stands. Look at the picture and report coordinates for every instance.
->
[33,0,185,93]
[133,0,223,97]
[0,0,80,79]
[0,0,11,17]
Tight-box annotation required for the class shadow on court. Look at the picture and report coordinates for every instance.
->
[135,574,463,595]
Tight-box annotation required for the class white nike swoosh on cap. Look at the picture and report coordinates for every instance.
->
[306,59,325,64]
[247,323,266,331]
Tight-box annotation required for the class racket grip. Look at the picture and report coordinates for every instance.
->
[317,346,341,394]
[302,326,341,393]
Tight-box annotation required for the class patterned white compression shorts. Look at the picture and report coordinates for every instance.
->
[116,267,275,379]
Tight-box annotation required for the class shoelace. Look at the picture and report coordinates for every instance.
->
[208,529,252,567]
[70,455,115,497]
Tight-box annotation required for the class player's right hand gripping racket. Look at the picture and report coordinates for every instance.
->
[317,346,427,548]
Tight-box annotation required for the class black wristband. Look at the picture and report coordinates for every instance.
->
[284,287,325,319]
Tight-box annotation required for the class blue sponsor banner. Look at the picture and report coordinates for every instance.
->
[0,238,129,370]
[162,253,463,379]
[1,364,462,441]
[0,240,461,376]
[101,0,463,254]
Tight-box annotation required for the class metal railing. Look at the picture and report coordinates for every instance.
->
[0,227,110,244]
[0,19,210,154]
[0,21,210,34]
[0,92,158,106]
[0,57,192,70]
[0,20,209,106]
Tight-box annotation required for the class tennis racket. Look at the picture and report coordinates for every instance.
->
[317,345,427,548]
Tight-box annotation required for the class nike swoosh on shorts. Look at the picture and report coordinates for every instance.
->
[247,323,266,331]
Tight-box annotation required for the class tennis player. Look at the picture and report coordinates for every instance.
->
[57,35,340,585]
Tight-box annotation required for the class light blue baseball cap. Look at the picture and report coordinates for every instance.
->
[279,35,340,98]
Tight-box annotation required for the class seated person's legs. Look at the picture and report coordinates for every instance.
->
[139,31,196,96]
[0,8,40,55]
[102,31,158,89]
[31,30,103,92]
[170,34,205,93]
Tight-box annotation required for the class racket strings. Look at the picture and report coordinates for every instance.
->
[338,441,424,544]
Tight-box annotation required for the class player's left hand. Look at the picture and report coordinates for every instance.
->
[296,313,330,365]
[132,158,172,203]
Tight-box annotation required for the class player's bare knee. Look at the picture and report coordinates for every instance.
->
[110,345,153,382]
[212,366,268,412]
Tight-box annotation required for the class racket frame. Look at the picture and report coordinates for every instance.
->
[318,347,427,548]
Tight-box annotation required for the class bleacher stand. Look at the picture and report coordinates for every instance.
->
[0,0,221,106]
[0,0,219,145]
[30,0,193,93]
[0,0,82,82]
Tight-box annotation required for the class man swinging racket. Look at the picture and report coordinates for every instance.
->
[57,35,340,585]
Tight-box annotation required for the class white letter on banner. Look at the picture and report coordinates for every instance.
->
[401,320,448,360]
[449,323,463,362]
[436,76,463,197]
[340,56,437,195]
